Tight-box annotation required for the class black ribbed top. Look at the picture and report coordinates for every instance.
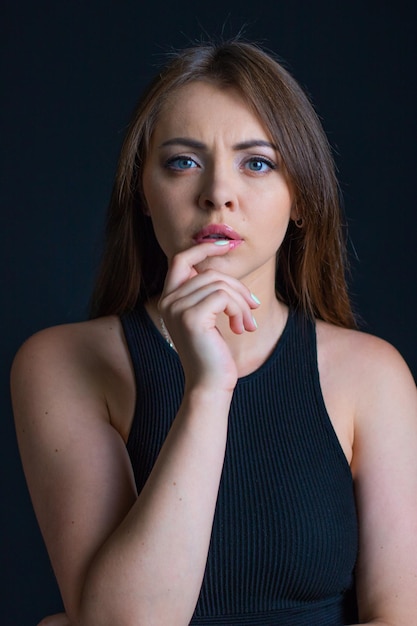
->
[122,306,358,625]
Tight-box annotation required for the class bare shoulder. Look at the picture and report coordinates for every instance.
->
[316,319,416,395]
[12,316,125,368]
[11,318,138,619]
[11,316,135,441]
[316,324,417,620]
[314,320,417,467]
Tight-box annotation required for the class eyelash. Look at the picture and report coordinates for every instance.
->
[164,155,199,170]
[163,155,277,172]
[244,156,277,172]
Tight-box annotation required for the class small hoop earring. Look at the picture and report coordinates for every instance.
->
[295,217,304,228]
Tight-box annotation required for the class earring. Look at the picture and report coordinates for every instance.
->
[295,217,304,228]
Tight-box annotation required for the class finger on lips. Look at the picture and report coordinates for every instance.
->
[167,241,236,285]
[165,243,260,304]
[160,241,259,335]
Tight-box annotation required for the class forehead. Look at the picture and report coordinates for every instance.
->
[152,81,271,143]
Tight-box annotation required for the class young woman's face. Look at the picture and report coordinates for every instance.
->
[142,81,294,287]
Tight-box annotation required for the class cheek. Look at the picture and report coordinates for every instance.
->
[143,169,181,221]
[148,207,173,250]
[259,188,293,225]
[143,196,185,258]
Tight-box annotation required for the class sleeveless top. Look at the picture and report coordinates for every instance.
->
[121,305,359,625]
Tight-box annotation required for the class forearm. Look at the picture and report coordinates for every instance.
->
[78,387,232,626]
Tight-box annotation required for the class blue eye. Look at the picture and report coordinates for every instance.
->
[245,157,276,172]
[166,156,198,170]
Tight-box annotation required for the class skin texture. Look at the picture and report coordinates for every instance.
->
[11,83,417,626]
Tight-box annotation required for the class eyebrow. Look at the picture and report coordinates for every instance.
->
[159,137,278,151]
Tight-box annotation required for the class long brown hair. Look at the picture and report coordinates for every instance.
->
[91,40,356,328]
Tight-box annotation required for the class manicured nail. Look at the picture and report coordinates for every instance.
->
[213,240,230,246]
[251,293,261,305]
[252,315,258,328]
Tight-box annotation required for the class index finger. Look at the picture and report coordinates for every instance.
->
[164,241,236,294]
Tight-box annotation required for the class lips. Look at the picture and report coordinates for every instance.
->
[193,224,243,245]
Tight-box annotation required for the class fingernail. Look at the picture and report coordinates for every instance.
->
[251,293,261,305]
[213,240,230,246]
[252,315,258,328]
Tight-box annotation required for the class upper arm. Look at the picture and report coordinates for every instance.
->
[11,325,137,621]
[351,337,417,624]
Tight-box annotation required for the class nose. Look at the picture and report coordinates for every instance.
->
[197,167,238,212]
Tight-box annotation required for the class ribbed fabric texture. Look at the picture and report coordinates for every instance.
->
[122,306,358,625]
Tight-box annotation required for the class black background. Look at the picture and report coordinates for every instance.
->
[2,1,416,623]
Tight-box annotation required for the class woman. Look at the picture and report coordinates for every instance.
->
[11,40,417,625]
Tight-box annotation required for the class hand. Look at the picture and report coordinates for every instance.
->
[159,242,259,391]
[37,613,71,626]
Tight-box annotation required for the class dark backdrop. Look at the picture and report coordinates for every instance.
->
[2,1,416,624]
